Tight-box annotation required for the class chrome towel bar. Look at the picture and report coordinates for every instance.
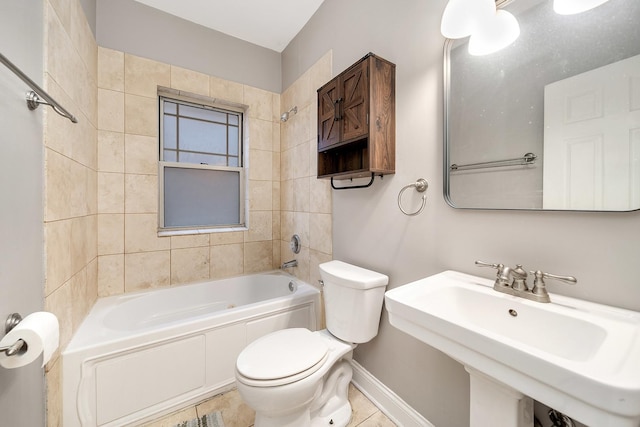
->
[0,52,78,123]
[450,152,536,171]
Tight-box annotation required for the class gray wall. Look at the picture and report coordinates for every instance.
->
[283,0,640,426]
[96,0,282,93]
[0,1,45,425]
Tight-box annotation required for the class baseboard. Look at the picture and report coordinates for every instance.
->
[350,360,435,427]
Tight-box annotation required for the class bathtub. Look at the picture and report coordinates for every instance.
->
[62,271,321,427]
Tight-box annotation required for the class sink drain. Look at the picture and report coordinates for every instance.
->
[508,309,518,317]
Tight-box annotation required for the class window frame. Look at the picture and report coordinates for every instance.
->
[157,89,247,235]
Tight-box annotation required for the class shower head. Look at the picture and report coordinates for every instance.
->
[280,106,298,122]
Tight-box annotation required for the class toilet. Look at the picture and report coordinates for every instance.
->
[235,260,389,427]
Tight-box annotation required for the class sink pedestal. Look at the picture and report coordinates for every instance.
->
[466,367,533,427]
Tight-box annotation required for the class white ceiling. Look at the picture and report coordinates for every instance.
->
[133,0,325,52]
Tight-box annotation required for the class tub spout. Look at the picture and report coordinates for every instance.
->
[281,259,298,269]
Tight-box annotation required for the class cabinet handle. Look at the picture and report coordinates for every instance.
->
[333,97,343,121]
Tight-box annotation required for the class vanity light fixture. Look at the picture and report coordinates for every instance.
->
[553,0,611,15]
[440,0,520,56]
[440,0,495,39]
[468,9,520,56]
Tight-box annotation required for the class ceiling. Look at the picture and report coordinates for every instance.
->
[133,0,325,52]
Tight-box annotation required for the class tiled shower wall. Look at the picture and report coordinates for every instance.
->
[42,0,98,425]
[280,51,334,286]
[96,48,282,296]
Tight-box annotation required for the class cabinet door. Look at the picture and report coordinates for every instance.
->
[341,60,369,142]
[318,78,340,151]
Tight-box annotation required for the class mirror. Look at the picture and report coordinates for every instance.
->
[444,0,640,211]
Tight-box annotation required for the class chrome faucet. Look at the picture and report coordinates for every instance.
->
[475,260,577,303]
[281,259,298,270]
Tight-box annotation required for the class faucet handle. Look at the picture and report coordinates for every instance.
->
[475,260,501,270]
[529,270,577,298]
[475,261,510,288]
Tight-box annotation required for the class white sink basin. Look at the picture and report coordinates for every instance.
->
[385,270,640,427]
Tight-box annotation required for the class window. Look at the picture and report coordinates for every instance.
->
[158,91,245,233]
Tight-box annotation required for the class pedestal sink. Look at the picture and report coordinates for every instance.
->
[384,270,640,427]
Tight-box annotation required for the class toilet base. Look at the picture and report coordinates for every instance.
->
[310,401,351,427]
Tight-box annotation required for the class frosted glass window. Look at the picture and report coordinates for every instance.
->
[163,167,240,227]
[159,94,244,230]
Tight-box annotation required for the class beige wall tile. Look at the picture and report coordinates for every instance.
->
[248,149,272,181]
[98,254,124,296]
[272,151,281,182]
[293,177,310,212]
[293,212,310,245]
[98,47,124,91]
[244,86,273,121]
[272,92,281,123]
[45,149,72,221]
[309,178,332,213]
[272,211,281,241]
[125,134,158,175]
[171,247,210,285]
[272,181,281,212]
[44,280,73,357]
[281,179,293,212]
[310,250,332,290]
[70,216,91,275]
[125,94,158,136]
[210,231,244,246]
[248,180,272,211]
[245,211,272,242]
[125,54,170,97]
[210,243,244,279]
[125,174,157,213]
[98,89,124,132]
[293,142,311,179]
[171,65,209,95]
[248,118,273,151]
[272,240,281,269]
[98,130,124,173]
[309,213,332,255]
[281,147,294,181]
[171,234,210,249]
[125,213,169,253]
[125,251,170,292]
[210,75,244,104]
[244,241,272,273]
[98,172,124,213]
[281,211,294,245]
[44,220,72,295]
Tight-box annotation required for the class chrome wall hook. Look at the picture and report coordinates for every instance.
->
[398,178,428,216]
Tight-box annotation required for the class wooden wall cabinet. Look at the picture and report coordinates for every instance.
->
[317,53,396,180]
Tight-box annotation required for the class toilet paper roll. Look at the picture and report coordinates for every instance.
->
[0,312,59,369]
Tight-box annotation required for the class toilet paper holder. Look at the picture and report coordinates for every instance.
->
[0,313,26,356]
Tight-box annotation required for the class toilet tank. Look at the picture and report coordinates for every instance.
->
[319,260,389,343]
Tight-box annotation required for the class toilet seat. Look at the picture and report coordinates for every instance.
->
[236,328,329,387]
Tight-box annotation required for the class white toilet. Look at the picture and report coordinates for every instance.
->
[235,260,389,427]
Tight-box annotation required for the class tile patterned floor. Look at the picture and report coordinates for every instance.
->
[140,383,396,427]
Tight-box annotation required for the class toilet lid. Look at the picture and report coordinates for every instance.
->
[236,328,329,381]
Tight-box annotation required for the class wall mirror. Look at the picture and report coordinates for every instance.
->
[444,0,640,211]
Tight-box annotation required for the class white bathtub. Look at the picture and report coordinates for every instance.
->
[62,271,321,427]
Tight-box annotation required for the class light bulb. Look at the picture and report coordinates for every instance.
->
[468,9,520,56]
[440,0,495,39]
[553,0,611,15]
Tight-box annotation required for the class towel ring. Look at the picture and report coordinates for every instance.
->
[398,178,428,216]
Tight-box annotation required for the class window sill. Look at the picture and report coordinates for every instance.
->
[158,226,248,237]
